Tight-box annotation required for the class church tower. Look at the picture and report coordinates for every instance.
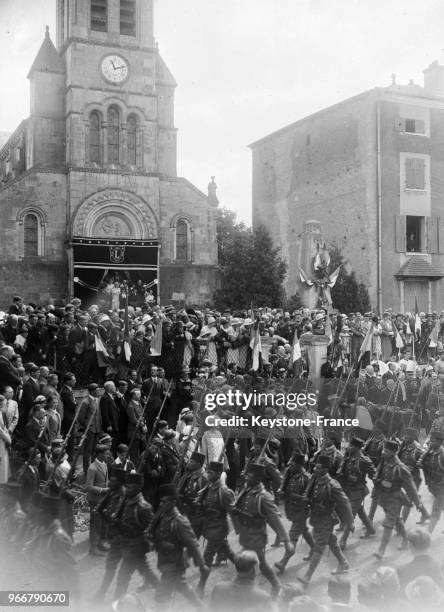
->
[0,1,218,305]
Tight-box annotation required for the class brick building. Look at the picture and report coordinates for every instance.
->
[251,65,444,313]
[0,0,218,306]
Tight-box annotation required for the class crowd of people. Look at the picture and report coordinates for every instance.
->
[1,294,444,611]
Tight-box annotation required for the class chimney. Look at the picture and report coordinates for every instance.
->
[423,60,444,95]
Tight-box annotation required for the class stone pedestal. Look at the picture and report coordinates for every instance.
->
[301,333,330,391]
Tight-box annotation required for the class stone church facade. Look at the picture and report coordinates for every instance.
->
[0,0,218,306]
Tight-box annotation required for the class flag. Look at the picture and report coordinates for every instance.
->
[395,327,404,351]
[324,312,332,345]
[150,319,163,356]
[123,340,131,362]
[430,319,440,345]
[95,332,111,368]
[249,319,262,371]
[414,296,421,335]
[358,323,374,361]
[291,328,301,364]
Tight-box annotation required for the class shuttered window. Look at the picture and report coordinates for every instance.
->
[395,215,406,252]
[120,0,136,36]
[89,112,101,163]
[107,107,120,164]
[405,157,425,189]
[91,0,108,32]
[427,216,439,254]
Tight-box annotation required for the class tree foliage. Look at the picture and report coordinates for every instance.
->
[214,207,287,310]
[328,243,371,314]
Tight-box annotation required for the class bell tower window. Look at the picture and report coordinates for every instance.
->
[120,0,136,37]
[91,0,108,32]
[89,111,101,163]
[127,114,138,166]
[107,106,120,164]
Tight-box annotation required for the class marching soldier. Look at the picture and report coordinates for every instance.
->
[311,433,343,478]
[233,462,294,597]
[139,420,168,509]
[297,455,353,586]
[398,427,423,522]
[24,492,80,600]
[248,437,282,496]
[373,440,424,559]
[113,472,159,600]
[0,482,26,544]
[148,483,209,610]
[177,451,207,539]
[418,430,444,533]
[336,437,376,548]
[274,452,314,573]
[363,420,387,523]
[92,467,127,601]
[196,461,236,594]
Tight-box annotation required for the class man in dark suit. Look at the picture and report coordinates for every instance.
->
[78,383,102,475]
[141,366,167,433]
[115,380,129,446]
[0,314,19,345]
[19,448,42,510]
[100,381,119,454]
[24,403,51,477]
[68,314,88,374]
[60,372,78,463]
[19,363,41,432]
[0,345,22,392]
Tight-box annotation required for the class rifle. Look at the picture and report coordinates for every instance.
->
[45,400,82,489]
[64,399,100,488]
[16,423,49,483]
[172,381,208,484]
[137,379,173,472]
[126,382,156,454]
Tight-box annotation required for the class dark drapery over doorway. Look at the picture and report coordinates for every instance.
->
[72,237,159,308]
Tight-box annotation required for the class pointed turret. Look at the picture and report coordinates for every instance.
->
[27,26,65,78]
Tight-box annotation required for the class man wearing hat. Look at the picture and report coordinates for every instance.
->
[159,429,180,483]
[297,455,352,585]
[20,363,41,428]
[373,440,423,558]
[86,444,110,556]
[139,419,168,508]
[196,461,236,594]
[177,451,208,539]
[398,428,423,523]
[311,432,343,479]
[92,467,127,601]
[418,430,444,534]
[210,550,272,611]
[148,483,208,608]
[78,383,102,475]
[113,472,159,599]
[233,462,293,596]
[336,438,376,548]
[275,453,314,573]
[26,492,79,599]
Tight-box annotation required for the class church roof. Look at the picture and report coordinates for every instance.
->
[394,256,444,279]
[27,27,65,78]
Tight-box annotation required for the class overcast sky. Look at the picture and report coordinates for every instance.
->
[1,0,444,223]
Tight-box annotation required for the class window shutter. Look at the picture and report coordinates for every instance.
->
[395,118,406,132]
[415,119,425,134]
[439,217,444,254]
[395,215,406,252]
[427,217,439,253]
[405,157,425,189]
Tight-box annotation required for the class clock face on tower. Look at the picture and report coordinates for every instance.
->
[100,55,129,84]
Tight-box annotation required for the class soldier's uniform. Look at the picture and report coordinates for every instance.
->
[247,439,282,495]
[233,463,291,594]
[299,455,353,585]
[93,467,126,600]
[312,443,343,478]
[274,453,313,573]
[24,493,80,599]
[363,422,387,522]
[140,436,164,509]
[113,473,159,599]
[374,440,421,558]
[337,437,375,547]
[197,461,236,583]
[418,430,444,533]
[177,451,207,539]
[398,428,423,522]
[148,483,206,610]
